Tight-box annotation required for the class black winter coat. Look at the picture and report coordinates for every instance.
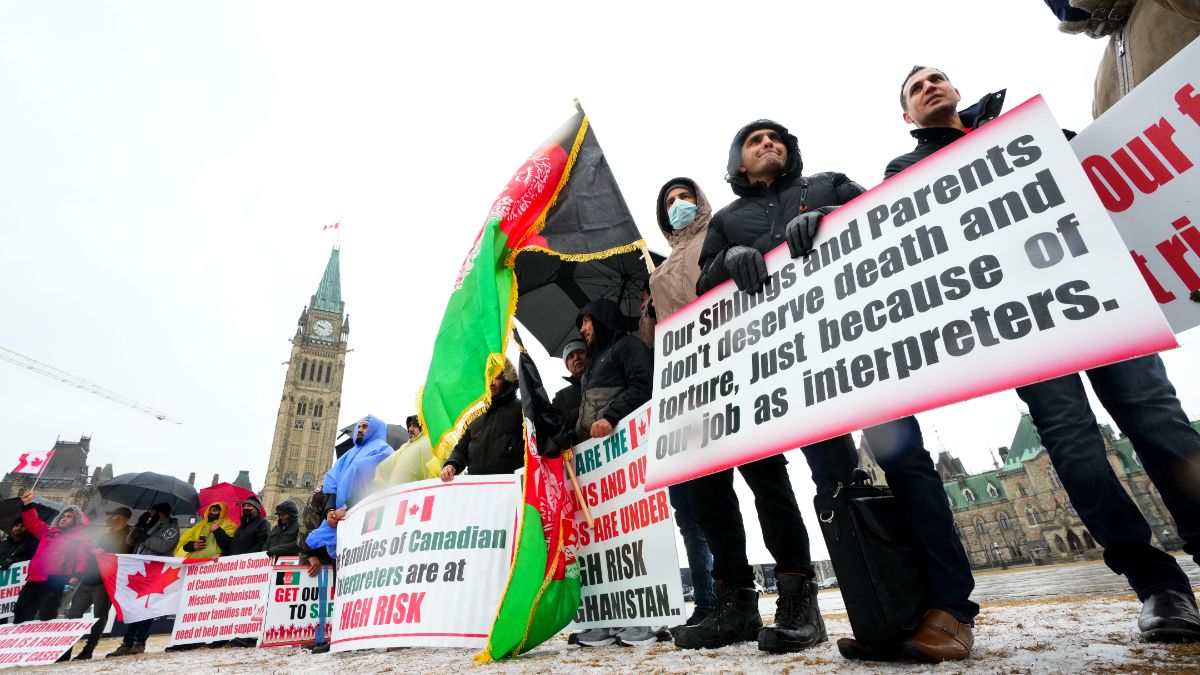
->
[445,381,524,475]
[697,120,865,294]
[266,500,301,558]
[213,515,270,555]
[883,90,1007,180]
[575,299,653,436]
[0,536,36,570]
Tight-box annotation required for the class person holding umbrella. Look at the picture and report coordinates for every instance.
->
[12,491,91,624]
[107,503,179,658]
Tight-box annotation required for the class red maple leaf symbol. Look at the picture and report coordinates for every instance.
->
[127,560,181,607]
[637,420,648,437]
[408,504,419,515]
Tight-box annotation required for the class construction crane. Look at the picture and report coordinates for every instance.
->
[0,346,183,424]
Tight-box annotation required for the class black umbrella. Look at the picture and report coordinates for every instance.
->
[0,496,63,525]
[98,472,199,517]
[514,247,664,358]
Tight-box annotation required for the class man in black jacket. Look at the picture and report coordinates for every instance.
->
[265,500,301,559]
[888,65,1200,644]
[441,360,524,479]
[66,508,132,660]
[214,496,270,556]
[680,119,978,660]
[574,299,652,441]
[0,518,36,571]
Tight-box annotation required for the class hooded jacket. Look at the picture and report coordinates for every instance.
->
[697,120,865,295]
[176,501,238,558]
[20,505,92,583]
[213,497,271,556]
[575,299,653,437]
[374,432,438,488]
[129,515,181,556]
[648,178,714,321]
[305,415,395,559]
[265,500,302,558]
[445,363,525,476]
[883,90,1007,180]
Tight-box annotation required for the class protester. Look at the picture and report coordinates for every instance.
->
[681,120,979,659]
[176,502,236,559]
[11,492,90,625]
[645,177,717,628]
[441,360,524,480]
[65,507,132,660]
[406,415,422,438]
[107,502,180,657]
[889,64,1200,643]
[266,500,302,559]
[571,298,658,647]
[213,496,270,556]
[0,518,36,570]
[305,415,395,559]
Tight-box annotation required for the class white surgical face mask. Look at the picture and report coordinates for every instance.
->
[667,199,697,229]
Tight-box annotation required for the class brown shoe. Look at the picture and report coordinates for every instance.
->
[901,609,973,662]
[836,637,902,661]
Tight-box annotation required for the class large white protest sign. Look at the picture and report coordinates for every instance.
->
[260,563,335,648]
[645,96,1177,490]
[170,552,272,645]
[1072,37,1200,334]
[567,404,686,630]
[331,476,518,651]
[0,619,96,669]
[0,563,27,621]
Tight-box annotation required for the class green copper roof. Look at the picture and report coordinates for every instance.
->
[313,247,342,312]
[1001,413,1046,470]
[233,470,253,491]
[945,470,1007,510]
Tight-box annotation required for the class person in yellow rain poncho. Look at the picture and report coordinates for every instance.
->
[175,502,237,558]
[374,429,437,489]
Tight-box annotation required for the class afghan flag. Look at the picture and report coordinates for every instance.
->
[418,106,642,468]
[475,335,580,662]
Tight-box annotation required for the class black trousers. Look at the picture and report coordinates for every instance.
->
[13,578,68,623]
[66,582,111,646]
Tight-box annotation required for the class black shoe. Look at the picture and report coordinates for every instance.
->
[165,643,203,652]
[669,606,711,632]
[673,582,761,649]
[105,643,135,658]
[309,642,330,654]
[758,574,826,653]
[1139,589,1200,642]
[73,644,95,660]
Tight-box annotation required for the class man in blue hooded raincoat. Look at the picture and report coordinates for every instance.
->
[305,415,394,559]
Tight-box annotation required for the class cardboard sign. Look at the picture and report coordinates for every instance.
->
[0,619,96,669]
[170,553,272,645]
[1072,37,1200,334]
[331,476,518,651]
[0,563,27,621]
[567,405,686,629]
[646,96,1176,489]
[260,563,336,648]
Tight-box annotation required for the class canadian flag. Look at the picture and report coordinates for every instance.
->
[11,449,54,474]
[394,495,435,526]
[322,222,340,231]
[97,553,188,624]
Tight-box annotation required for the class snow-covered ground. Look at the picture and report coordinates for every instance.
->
[31,558,1200,673]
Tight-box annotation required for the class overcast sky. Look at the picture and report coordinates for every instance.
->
[2,2,1196,562]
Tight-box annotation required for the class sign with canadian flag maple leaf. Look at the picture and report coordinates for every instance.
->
[97,553,188,624]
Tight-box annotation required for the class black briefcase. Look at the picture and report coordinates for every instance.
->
[814,469,926,648]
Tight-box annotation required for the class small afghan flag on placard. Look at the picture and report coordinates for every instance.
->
[418,105,643,470]
[276,570,301,586]
[360,506,386,535]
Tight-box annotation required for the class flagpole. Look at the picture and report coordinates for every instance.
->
[562,450,594,528]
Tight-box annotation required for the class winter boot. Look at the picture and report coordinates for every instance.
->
[673,582,761,649]
[758,574,826,653]
[73,643,95,660]
[105,643,135,658]
[130,642,146,655]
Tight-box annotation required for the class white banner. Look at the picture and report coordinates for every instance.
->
[0,619,96,669]
[260,563,335,648]
[170,553,272,645]
[1072,37,1200,334]
[331,476,519,651]
[646,96,1177,490]
[0,563,27,621]
[568,405,686,630]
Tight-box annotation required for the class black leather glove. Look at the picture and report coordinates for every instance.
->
[785,206,836,259]
[725,245,768,293]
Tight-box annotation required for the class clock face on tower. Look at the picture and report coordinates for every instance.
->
[313,319,334,338]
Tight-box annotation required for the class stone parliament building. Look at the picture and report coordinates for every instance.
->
[857,413,1188,568]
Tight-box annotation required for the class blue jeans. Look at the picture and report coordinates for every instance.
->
[669,482,714,614]
[1016,354,1200,600]
[123,619,154,645]
[805,416,979,624]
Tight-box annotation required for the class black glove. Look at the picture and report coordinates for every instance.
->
[785,206,836,259]
[137,511,154,527]
[724,245,768,293]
